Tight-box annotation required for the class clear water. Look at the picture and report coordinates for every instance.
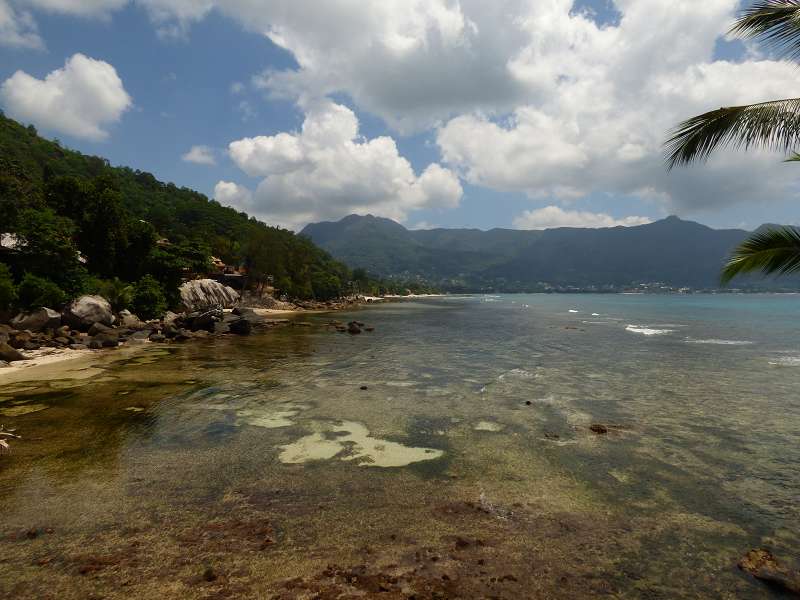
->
[1,294,799,598]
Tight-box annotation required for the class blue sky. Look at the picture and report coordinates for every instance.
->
[1,0,799,232]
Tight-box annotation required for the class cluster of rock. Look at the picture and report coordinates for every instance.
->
[0,281,285,365]
[326,320,375,335]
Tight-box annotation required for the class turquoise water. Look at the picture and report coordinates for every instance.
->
[1,294,799,598]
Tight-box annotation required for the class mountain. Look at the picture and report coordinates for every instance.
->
[301,214,792,291]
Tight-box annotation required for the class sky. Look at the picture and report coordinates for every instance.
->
[1,0,799,232]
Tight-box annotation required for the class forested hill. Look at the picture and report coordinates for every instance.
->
[302,214,797,292]
[0,113,353,312]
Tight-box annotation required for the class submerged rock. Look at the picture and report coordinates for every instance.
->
[739,549,800,595]
[589,424,609,435]
[347,321,362,335]
[11,307,61,332]
[179,279,239,312]
[228,318,252,336]
[63,296,114,331]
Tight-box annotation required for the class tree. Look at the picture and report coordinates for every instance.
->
[666,1,800,282]
[13,208,87,297]
[131,275,167,320]
[16,273,67,309]
[0,263,15,311]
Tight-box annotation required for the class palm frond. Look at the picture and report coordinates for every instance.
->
[730,0,800,60]
[721,226,800,283]
[784,151,800,161]
[665,98,800,168]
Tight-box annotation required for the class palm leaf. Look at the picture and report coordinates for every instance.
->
[665,98,800,168]
[730,0,800,60]
[721,226,800,283]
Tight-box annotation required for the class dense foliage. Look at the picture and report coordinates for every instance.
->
[0,113,362,313]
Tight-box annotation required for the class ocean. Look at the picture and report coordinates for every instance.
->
[1,294,799,598]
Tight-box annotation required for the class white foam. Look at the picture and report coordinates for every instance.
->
[625,325,673,336]
[568,309,579,313]
[768,356,800,367]
[591,313,600,316]
[685,339,754,346]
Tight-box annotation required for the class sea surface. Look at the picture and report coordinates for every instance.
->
[1,294,799,598]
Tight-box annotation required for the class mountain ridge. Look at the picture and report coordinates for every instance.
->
[301,214,794,291]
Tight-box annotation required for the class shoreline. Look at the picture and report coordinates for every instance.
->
[0,301,376,383]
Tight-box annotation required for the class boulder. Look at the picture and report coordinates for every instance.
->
[118,310,145,329]
[182,308,223,332]
[0,360,9,368]
[11,308,61,332]
[0,342,25,362]
[69,344,88,351]
[179,279,240,312]
[228,318,252,336]
[347,321,362,335]
[63,296,114,331]
[88,322,114,337]
[92,333,119,348]
[149,333,166,343]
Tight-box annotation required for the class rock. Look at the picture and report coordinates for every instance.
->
[364,327,375,332]
[347,322,362,335]
[149,333,166,342]
[162,311,180,325]
[0,360,9,368]
[23,342,39,351]
[228,318,252,336]
[589,424,609,435]
[92,333,119,348]
[53,337,70,346]
[9,330,32,349]
[130,330,151,341]
[88,322,114,337]
[173,329,193,342]
[360,385,368,391]
[739,549,800,595]
[183,308,223,332]
[162,323,178,339]
[63,296,114,331]
[213,322,230,335]
[0,342,25,362]
[69,344,88,350]
[11,308,61,332]
[125,337,147,345]
[118,310,145,329]
[88,340,103,350]
[179,279,239,312]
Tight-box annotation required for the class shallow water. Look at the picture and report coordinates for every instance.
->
[1,294,799,598]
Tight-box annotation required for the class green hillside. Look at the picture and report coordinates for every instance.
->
[302,214,798,292]
[0,113,353,313]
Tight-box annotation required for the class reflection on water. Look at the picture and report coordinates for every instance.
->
[1,294,799,598]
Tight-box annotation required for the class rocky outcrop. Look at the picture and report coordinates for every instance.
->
[179,279,240,312]
[11,307,61,332]
[63,296,115,331]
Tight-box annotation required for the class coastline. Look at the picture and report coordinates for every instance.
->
[0,301,372,383]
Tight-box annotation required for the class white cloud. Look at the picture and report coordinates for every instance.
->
[214,180,252,210]
[224,101,462,230]
[133,0,800,217]
[182,144,216,165]
[0,0,42,49]
[0,53,131,140]
[513,206,651,230]
[19,0,127,18]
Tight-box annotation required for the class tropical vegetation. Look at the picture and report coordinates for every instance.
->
[666,0,800,282]
[0,112,415,316]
